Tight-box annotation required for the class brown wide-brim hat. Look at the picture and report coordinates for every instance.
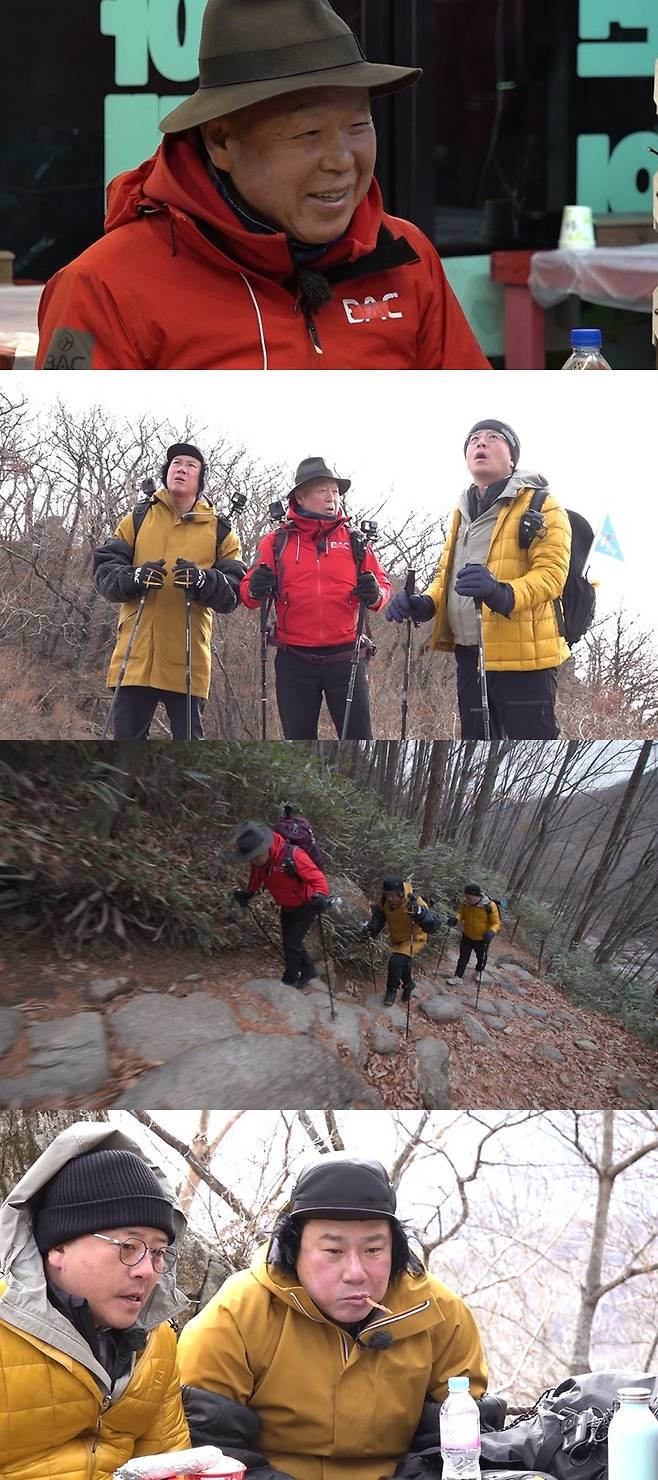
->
[160,0,422,134]
[289,456,351,503]
[234,820,275,861]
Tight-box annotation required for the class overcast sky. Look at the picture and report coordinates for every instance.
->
[9,370,655,634]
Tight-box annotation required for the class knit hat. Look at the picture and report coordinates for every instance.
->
[464,420,520,469]
[289,1158,397,1220]
[234,820,274,861]
[33,1149,176,1254]
[161,442,206,492]
[382,875,405,894]
[464,883,483,898]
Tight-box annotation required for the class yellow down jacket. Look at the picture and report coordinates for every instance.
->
[456,896,501,942]
[426,479,572,671]
[375,882,430,957]
[0,1122,190,1480]
[95,489,243,698]
[177,1247,488,1480]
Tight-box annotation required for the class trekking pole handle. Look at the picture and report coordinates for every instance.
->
[405,569,416,597]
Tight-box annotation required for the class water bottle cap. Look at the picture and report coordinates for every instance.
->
[570,329,602,349]
[617,1387,653,1401]
[448,1376,470,1391]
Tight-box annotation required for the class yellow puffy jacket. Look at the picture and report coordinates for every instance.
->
[456,896,501,942]
[0,1307,189,1480]
[178,1248,488,1480]
[372,882,430,957]
[94,490,243,698]
[0,1120,191,1480]
[426,483,572,671]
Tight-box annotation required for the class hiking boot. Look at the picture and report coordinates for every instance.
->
[297,970,316,989]
[445,975,464,986]
[383,987,397,1006]
[281,972,299,987]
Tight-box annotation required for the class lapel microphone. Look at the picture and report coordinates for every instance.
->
[356,1330,393,1351]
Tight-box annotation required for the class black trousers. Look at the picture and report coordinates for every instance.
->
[111,685,205,740]
[275,648,373,741]
[280,904,317,983]
[455,646,560,740]
[455,934,488,977]
[386,952,414,991]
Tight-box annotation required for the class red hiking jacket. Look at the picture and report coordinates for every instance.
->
[240,508,391,649]
[248,833,330,908]
[36,133,491,371]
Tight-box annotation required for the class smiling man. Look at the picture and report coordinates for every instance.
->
[385,419,573,740]
[92,440,245,740]
[36,0,490,371]
[178,1157,487,1480]
[0,1121,190,1480]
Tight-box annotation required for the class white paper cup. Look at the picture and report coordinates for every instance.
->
[558,204,596,250]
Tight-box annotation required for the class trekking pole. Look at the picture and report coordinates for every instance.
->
[366,931,377,990]
[474,600,491,742]
[317,911,336,1019]
[433,922,451,980]
[405,896,415,1042]
[259,594,272,741]
[245,901,283,960]
[341,598,368,742]
[474,942,489,1010]
[400,569,416,741]
[99,579,156,740]
[184,592,193,741]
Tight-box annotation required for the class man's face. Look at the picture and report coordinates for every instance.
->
[384,889,405,909]
[465,430,514,487]
[296,1217,392,1322]
[295,479,340,517]
[202,87,376,245]
[46,1225,167,1329]
[166,455,202,505]
[251,847,270,867]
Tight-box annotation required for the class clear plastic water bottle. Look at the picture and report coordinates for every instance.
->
[440,1376,481,1480]
[607,1387,658,1480]
[562,329,612,369]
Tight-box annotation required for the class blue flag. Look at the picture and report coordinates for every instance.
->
[593,514,623,562]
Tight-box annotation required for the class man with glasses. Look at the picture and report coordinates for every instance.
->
[0,1121,190,1478]
[385,419,572,739]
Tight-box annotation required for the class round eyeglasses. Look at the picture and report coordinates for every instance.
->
[466,431,505,447]
[93,1232,177,1273]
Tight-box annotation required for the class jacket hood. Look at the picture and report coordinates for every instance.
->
[105,134,385,282]
[0,1121,189,1383]
[251,1244,440,1343]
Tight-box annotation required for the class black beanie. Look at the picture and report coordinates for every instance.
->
[382,876,405,894]
[160,442,206,491]
[33,1148,176,1253]
[464,420,520,469]
[289,1158,397,1220]
[465,883,483,897]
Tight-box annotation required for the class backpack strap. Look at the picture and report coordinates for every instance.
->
[130,498,232,559]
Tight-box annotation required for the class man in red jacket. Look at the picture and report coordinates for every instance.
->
[233,820,331,990]
[241,457,391,740]
[36,0,490,371]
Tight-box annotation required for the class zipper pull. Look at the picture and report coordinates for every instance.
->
[307,317,324,356]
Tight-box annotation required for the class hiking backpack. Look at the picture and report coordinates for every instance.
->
[520,490,596,648]
[478,1371,658,1480]
[274,807,325,871]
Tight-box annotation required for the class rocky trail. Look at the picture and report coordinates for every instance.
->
[1,935,655,1110]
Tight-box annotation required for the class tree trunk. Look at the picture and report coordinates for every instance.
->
[570,742,653,947]
[0,1110,108,1202]
[419,743,449,848]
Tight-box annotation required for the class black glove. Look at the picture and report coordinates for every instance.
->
[133,559,166,591]
[385,591,435,624]
[351,570,380,607]
[173,557,209,597]
[249,564,277,600]
[447,914,458,927]
[454,563,514,616]
[483,929,495,942]
[409,900,426,921]
[233,888,255,907]
[310,893,331,912]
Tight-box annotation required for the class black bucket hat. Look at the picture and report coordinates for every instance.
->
[464,420,521,469]
[160,0,422,134]
[234,820,274,861]
[464,883,483,898]
[289,456,350,503]
[289,1158,397,1220]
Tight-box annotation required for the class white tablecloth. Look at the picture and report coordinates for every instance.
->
[528,244,658,313]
